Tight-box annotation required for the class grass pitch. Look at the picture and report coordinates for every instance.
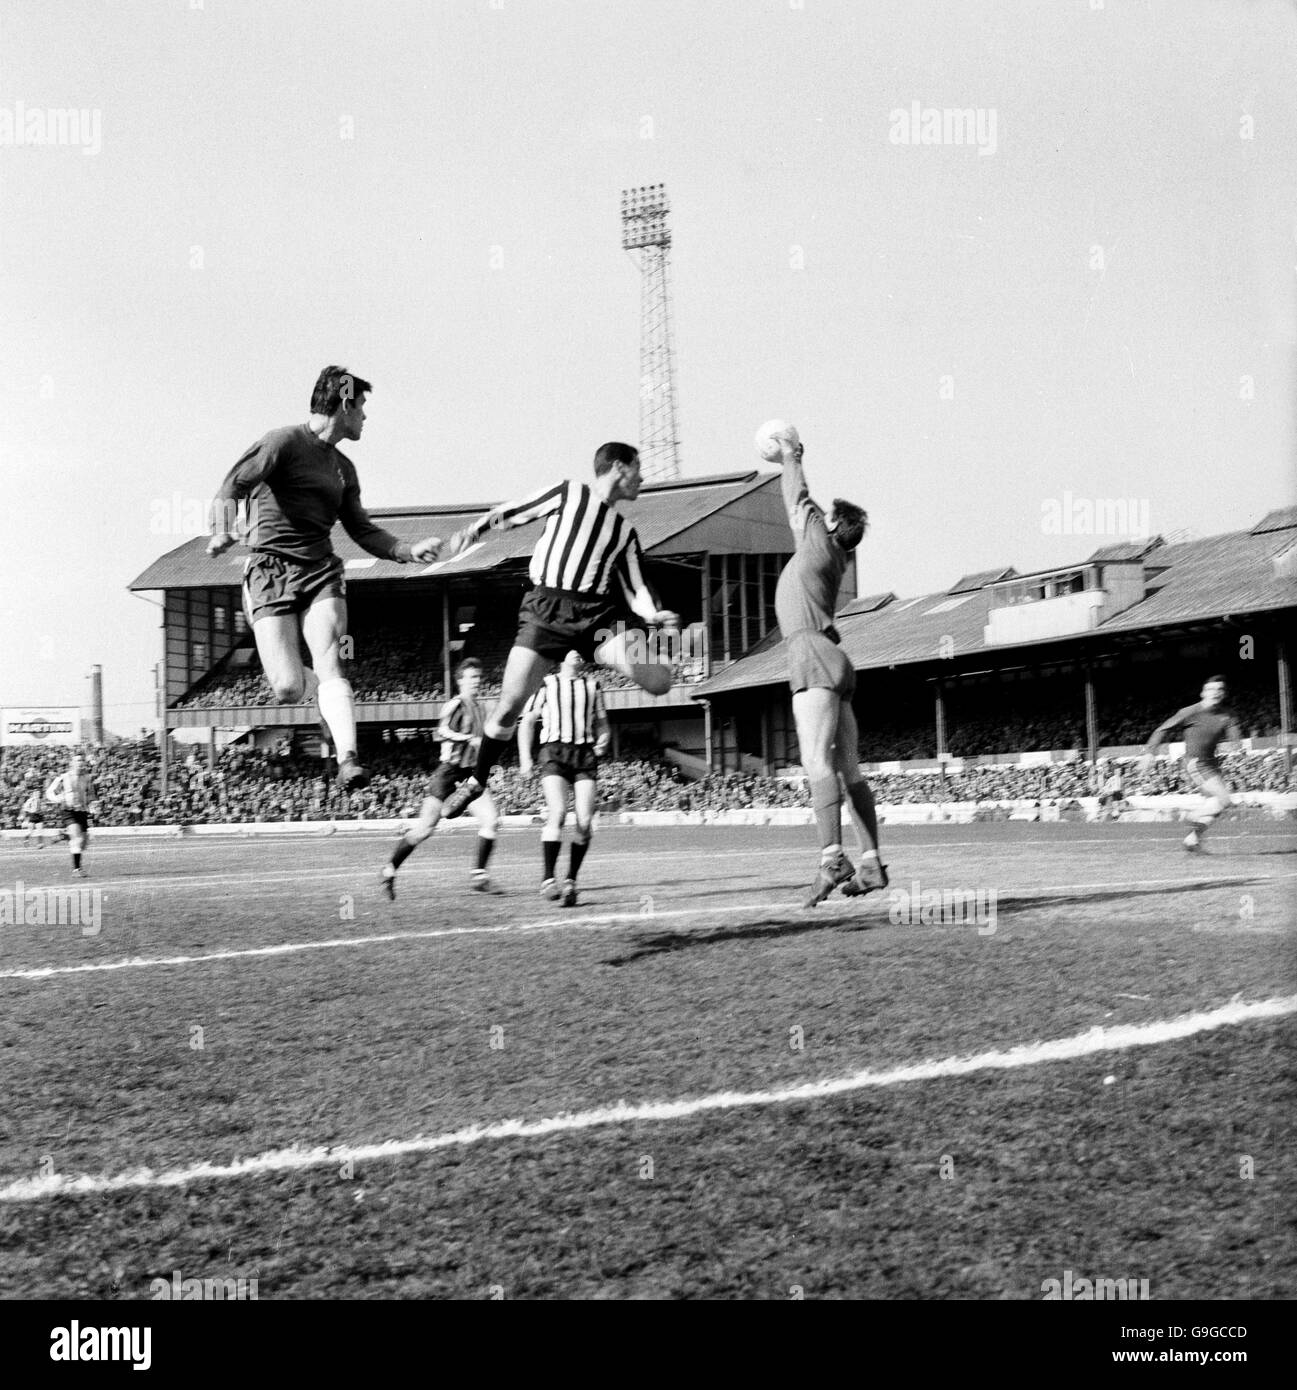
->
[1,820,1293,1299]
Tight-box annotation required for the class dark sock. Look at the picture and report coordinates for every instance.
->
[810,776,842,852]
[476,835,494,871]
[568,838,589,881]
[845,779,879,854]
[543,839,561,880]
[72,853,81,869]
[473,733,511,785]
[389,833,417,871]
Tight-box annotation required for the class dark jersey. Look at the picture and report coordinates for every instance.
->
[438,694,485,769]
[216,424,412,565]
[774,458,847,636]
[1152,703,1240,764]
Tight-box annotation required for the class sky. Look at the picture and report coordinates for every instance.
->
[1,0,1294,734]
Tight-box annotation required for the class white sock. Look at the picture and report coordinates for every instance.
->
[821,843,842,862]
[318,678,358,762]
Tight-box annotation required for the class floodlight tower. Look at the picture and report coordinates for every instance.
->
[621,183,682,482]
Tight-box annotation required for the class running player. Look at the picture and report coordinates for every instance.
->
[518,650,610,907]
[46,756,93,876]
[767,430,884,907]
[379,658,500,898]
[20,789,46,847]
[1094,761,1126,822]
[207,367,443,791]
[436,442,679,820]
[1139,675,1241,852]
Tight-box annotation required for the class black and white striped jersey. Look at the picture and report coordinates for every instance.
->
[524,673,606,747]
[467,480,659,615]
[437,694,485,768]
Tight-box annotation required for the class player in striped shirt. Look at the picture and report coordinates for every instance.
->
[1139,675,1242,851]
[208,367,444,792]
[20,789,47,847]
[380,658,501,897]
[519,651,610,907]
[437,442,679,820]
[46,756,93,877]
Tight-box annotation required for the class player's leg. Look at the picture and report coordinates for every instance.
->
[381,793,443,899]
[443,646,554,819]
[834,700,888,896]
[795,686,855,905]
[468,789,500,891]
[251,614,309,704]
[1185,767,1232,850]
[562,772,597,907]
[302,594,367,789]
[593,626,673,697]
[540,771,568,899]
[67,813,87,875]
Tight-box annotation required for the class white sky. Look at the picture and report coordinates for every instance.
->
[1,0,1294,732]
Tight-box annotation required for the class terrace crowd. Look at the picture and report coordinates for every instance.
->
[3,738,1292,830]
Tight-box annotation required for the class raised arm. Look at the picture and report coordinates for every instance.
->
[776,438,823,539]
[339,465,441,564]
[207,435,283,555]
[447,481,568,557]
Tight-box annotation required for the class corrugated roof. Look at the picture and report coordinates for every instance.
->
[839,591,896,616]
[948,566,1015,594]
[129,470,782,591]
[1251,505,1297,535]
[1086,538,1164,563]
[696,512,1297,697]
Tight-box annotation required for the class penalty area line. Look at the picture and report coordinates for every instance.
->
[2,994,1293,1203]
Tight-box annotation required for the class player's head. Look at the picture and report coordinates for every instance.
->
[1201,676,1227,709]
[311,366,371,441]
[560,650,583,678]
[455,657,483,696]
[826,498,868,551]
[594,442,642,500]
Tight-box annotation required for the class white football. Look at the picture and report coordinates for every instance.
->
[754,419,799,461]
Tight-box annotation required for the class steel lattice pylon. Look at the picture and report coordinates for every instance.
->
[621,184,681,483]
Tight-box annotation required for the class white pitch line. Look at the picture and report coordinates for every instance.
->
[2,994,1292,1203]
[0,872,1285,983]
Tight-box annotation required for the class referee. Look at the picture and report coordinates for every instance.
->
[519,651,610,907]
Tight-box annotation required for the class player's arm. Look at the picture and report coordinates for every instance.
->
[44,774,65,804]
[1139,705,1193,771]
[592,682,611,757]
[776,438,823,541]
[208,434,284,556]
[517,691,544,775]
[338,465,441,563]
[615,533,679,626]
[1222,717,1245,756]
[434,696,471,744]
[446,481,567,557]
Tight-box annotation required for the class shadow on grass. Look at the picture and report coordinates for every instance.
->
[603,876,1271,965]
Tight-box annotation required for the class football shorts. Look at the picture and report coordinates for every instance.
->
[538,742,598,784]
[515,586,641,664]
[242,552,346,625]
[786,628,856,698]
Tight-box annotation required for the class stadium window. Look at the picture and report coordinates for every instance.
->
[214,604,227,633]
[192,642,208,671]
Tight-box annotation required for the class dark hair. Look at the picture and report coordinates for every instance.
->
[311,366,372,417]
[593,442,639,477]
[831,498,869,551]
[455,658,483,681]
